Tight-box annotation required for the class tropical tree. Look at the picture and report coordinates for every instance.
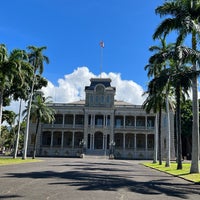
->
[153,0,200,173]
[23,91,55,159]
[23,46,49,160]
[149,44,200,169]
[180,99,192,160]
[7,52,34,159]
[143,80,166,165]
[0,44,29,136]
[144,36,174,165]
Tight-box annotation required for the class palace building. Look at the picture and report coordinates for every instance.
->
[28,78,175,159]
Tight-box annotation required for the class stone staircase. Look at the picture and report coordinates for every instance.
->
[83,154,109,159]
[83,149,110,159]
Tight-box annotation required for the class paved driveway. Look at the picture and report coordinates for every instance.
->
[0,157,200,200]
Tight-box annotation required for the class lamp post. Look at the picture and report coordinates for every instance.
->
[109,140,115,159]
[79,139,86,158]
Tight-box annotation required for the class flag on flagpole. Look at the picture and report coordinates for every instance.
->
[100,40,104,48]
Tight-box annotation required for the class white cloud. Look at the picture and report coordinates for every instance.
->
[5,66,146,114]
[42,66,145,105]
[5,66,200,115]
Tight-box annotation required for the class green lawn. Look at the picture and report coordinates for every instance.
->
[143,162,200,183]
[0,157,42,165]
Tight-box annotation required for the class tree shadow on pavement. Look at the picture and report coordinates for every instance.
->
[0,195,23,199]
[5,169,200,199]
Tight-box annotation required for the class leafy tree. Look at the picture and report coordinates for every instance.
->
[2,110,17,125]
[181,99,193,159]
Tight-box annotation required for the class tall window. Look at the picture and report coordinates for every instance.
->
[107,115,110,126]
[65,114,73,125]
[54,114,63,124]
[136,116,145,127]
[74,132,83,148]
[42,131,51,146]
[147,116,155,128]
[115,116,123,127]
[125,133,134,149]
[115,133,123,149]
[63,132,73,147]
[136,134,145,149]
[147,134,154,149]
[95,115,103,126]
[75,115,84,125]
[125,116,135,127]
[53,132,62,146]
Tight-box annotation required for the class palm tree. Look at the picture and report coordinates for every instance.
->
[149,44,200,169]
[144,36,174,165]
[167,46,197,169]
[143,81,166,165]
[23,91,55,159]
[23,46,49,160]
[153,0,200,173]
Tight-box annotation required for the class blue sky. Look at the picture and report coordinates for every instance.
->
[1,0,163,89]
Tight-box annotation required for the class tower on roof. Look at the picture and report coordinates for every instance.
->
[85,78,116,107]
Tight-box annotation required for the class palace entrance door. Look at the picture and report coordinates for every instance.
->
[94,132,103,149]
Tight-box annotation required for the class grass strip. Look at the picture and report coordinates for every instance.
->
[0,157,42,166]
[143,162,200,183]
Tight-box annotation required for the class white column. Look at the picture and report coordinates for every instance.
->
[92,134,94,149]
[73,115,75,128]
[93,114,95,128]
[145,116,147,129]
[134,134,137,150]
[145,134,148,151]
[61,131,64,148]
[62,114,65,127]
[103,134,106,149]
[135,116,137,128]
[72,131,75,148]
[123,133,126,150]
[50,131,53,147]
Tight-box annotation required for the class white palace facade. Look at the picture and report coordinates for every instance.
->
[28,78,175,159]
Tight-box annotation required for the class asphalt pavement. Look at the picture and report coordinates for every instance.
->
[0,157,200,200]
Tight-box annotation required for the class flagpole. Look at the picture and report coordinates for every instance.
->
[99,41,104,78]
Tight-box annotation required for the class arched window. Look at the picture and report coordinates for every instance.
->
[63,132,73,147]
[136,134,145,149]
[115,133,123,149]
[147,134,154,149]
[42,131,51,146]
[74,132,83,148]
[125,133,134,149]
[53,132,62,146]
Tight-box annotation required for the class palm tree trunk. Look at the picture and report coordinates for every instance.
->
[22,75,36,160]
[190,32,199,173]
[176,86,182,170]
[165,96,171,167]
[32,117,40,159]
[0,90,4,137]
[158,107,162,165]
[153,114,158,163]
[13,99,22,159]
